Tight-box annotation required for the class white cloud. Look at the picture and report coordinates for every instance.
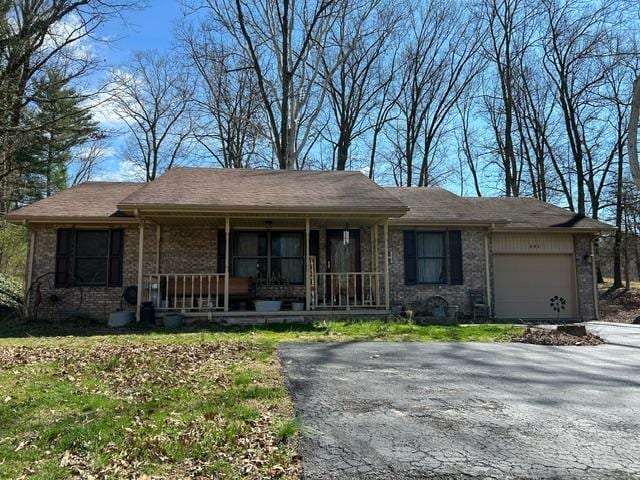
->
[94,158,146,182]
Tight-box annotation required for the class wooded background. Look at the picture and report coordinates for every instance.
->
[1,0,640,292]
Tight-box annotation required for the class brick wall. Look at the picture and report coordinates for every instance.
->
[28,224,140,321]
[384,227,489,316]
[27,222,600,321]
[574,234,598,320]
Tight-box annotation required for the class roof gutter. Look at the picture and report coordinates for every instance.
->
[117,204,410,218]
[388,219,510,227]
[4,216,138,224]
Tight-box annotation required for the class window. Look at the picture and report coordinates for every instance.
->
[232,231,268,279]
[271,232,304,284]
[403,230,463,286]
[55,229,124,287]
[416,232,446,284]
[232,231,305,284]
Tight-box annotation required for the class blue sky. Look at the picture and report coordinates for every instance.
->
[88,2,186,181]
[99,1,182,63]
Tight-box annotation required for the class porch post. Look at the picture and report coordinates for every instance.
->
[374,224,380,305]
[383,220,390,310]
[23,226,35,317]
[155,223,161,274]
[305,217,311,310]
[136,221,144,322]
[224,216,230,312]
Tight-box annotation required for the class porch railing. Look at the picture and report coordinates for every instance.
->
[143,273,226,312]
[311,272,385,309]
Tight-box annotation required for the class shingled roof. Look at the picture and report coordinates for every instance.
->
[470,197,613,230]
[386,187,509,225]
[117,168,408,215]
[5,169,613,231]
[386,187,612,231]
[5,182,143,222]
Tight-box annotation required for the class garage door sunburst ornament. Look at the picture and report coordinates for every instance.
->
[550,296,566,319]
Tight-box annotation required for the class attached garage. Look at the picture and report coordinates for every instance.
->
[492,233,577,319]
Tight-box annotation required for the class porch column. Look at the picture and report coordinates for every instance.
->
[24,226,35,318]
[136,221,144,322]
[374,223,380,305]
[305,218,311,310]
[383,220,390,310]
[224,216,230,312]
[155,224,161,274]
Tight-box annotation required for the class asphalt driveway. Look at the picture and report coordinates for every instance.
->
[279,324,640,479]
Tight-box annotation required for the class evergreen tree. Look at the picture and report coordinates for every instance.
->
[20,70,100,202]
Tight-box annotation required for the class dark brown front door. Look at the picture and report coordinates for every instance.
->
[326,230,361,305]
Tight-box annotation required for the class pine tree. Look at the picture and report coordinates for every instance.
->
[21,70,100,202]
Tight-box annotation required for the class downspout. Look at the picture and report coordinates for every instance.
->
[591,236,600,321]
[484,224,494,318]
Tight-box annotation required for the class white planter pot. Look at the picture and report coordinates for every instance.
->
[163,314,184,329]
[291,302,305,311]
[108,311,133,328]
[254,300,282,312]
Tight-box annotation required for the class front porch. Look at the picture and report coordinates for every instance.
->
[135,215,392,320]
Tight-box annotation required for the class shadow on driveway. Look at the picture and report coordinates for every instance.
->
[280,334,640,479]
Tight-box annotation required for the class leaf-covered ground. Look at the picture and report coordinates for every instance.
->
[599,278,640,324]
[0,320,522,479]
[0,340,299,479]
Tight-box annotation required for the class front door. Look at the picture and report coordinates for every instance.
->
[326,229,361,306]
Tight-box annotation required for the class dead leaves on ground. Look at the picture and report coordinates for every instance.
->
[0,341,301,479]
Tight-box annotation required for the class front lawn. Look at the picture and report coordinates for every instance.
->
[0,320,522,478]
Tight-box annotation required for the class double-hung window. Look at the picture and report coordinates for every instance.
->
[416,232,447,284]
[55,229,124,287]
[232,231,305,284]
[403,230,463,285]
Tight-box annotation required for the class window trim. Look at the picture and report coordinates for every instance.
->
[415,231,448,285]
[231,230,306,285]
[55,228,124,288]
[74,230,110,287]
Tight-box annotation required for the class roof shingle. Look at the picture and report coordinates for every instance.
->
[386,187,509,225]
[6,182,143,221]
[385,187,612,230]
[118,168,407,214]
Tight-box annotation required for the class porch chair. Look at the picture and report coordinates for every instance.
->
[469,289,490,322]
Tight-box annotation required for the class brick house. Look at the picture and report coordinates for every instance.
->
[6,168,611,322]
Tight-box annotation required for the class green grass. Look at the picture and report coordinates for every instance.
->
[0,319,522,348]
[0,319,522,478]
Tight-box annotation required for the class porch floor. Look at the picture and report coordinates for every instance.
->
[157,309,392,325]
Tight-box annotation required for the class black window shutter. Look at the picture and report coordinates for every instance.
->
[108,229,124,287]
[309,230,319,271]
[403,230,417,285]
[55,229,73,287]
[449,230,463,285]
[217,229,226,273]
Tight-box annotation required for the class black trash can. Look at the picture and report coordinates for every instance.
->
[140,301,155,324]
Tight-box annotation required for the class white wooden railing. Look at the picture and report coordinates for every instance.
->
[143,273,226,312]
[311,272,385,309]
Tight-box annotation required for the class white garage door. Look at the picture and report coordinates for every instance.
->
[493,254,576,319]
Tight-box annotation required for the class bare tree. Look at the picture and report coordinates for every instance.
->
[478,0,539,197]
[540,0,618,216]
[322,0,400,171]
[390,0,483,187]
[0,0,138,211]
[111,52,194,182]
[455,94,483,196]
[180,23,264,168]
[203,0,341,169]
